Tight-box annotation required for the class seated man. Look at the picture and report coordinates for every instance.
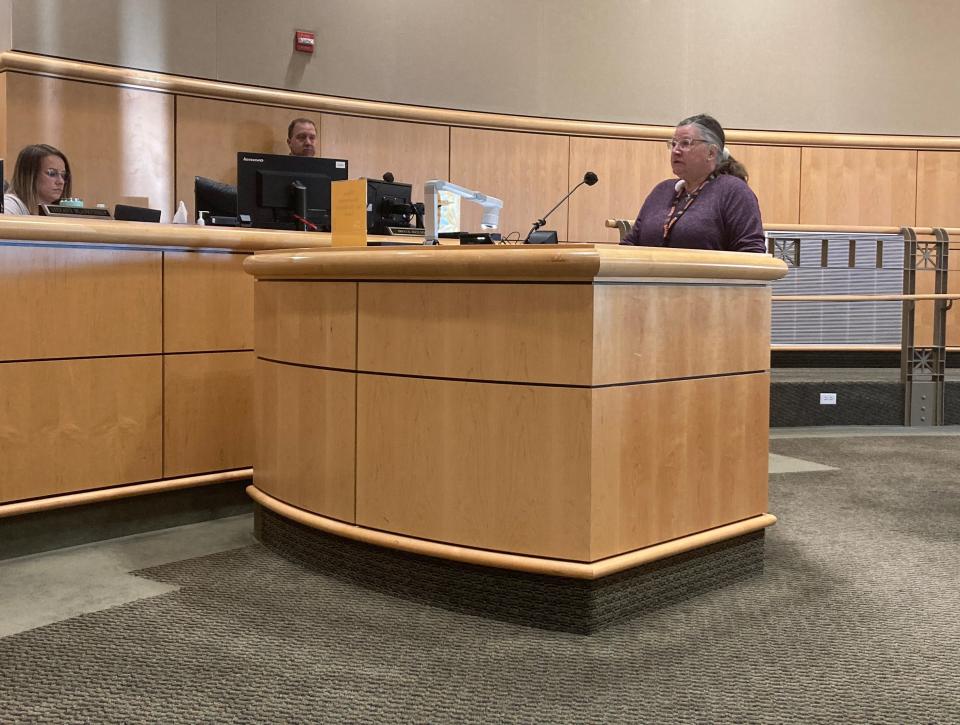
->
[286,118,317,157]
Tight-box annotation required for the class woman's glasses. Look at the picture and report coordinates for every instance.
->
[43,168,70,181]
[665,139,708,152]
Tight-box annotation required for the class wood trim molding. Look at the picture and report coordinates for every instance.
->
[248,485,776,579]
[773,293,960,302]
[0,215,333,252]
[765,224,920,234]
[0,469,253,518]
[772,345,901,351]
[608,220,933,236]
[244,244,788,282]
[4,51,960,150]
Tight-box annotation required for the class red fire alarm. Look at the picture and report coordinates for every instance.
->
[294,30,315,53]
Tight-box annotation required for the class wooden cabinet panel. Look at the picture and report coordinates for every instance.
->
[3,73,174,218]
[568,137,666,243]
[450,128,569,241]
[255,280,357,368]
[356,375,593,560]
[590,373,769,559]
[0,356,163,503]
[255,359,355,523]
[358,281,594,384]
[726,144,801,225]
[800,147,917,226]
[0,245,161,361]
[593,284,771,384]
[163,351,255,477]
[320,114,449,207]
[164,250,254,352]
[357,281,770,385]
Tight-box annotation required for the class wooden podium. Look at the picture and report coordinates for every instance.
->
[245,243,787,630]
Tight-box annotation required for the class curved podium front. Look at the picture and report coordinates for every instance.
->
[244,243,787,631]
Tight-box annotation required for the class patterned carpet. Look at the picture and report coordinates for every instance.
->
[1,436,958,723]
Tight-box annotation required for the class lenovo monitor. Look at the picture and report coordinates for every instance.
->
[237,152,348,232]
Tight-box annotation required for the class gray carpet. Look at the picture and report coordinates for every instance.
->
[2,436,959,723]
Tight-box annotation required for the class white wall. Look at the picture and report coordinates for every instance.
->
[7,0,957,135]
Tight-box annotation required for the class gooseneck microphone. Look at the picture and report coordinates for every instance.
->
[525,171,599,243]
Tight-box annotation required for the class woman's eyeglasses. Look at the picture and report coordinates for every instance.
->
[665,139,708,152]
[43,169,70,181]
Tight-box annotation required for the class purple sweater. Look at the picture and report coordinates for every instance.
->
[620,174,766,253]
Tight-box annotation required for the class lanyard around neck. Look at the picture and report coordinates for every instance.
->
[662,176,713,242]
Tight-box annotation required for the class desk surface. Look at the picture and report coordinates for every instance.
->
[0,214,342,252]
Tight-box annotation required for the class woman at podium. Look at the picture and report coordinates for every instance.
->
[3,144,72,215]
[620,114,765,253]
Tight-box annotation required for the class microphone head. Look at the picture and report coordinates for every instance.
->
[382,171,395,183]
[583,171,599,186]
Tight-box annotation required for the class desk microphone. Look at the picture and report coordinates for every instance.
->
[525,171,599,243]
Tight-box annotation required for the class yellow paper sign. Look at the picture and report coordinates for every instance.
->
[331,178,368,247]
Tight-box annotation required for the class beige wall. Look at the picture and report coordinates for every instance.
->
[0,1,11,53]
[12,0,218,78]
[7,0,960,136]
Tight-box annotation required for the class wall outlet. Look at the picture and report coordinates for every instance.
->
[820,392,837,405]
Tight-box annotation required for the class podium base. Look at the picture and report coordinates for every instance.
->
[254,504,765,634]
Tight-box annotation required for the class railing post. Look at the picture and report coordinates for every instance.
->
[931,228,950,425]
[901,227,948,425]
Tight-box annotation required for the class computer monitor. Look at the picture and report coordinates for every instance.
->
[194,176,238,218]
[236,152,348,232]
[366,178,421,234]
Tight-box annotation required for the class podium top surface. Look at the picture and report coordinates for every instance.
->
[244,243,788,283]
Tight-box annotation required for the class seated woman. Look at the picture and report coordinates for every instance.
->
[620,114,765,253]
[3,144,72,215]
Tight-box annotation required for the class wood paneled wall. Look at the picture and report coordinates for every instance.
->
[727,144,802,226]
[175,96,294,223]
[2,73,174,217]
[568,137,665,244]
[799,148,918,227]
[916,152,960,228]
[5,60,960,237]
[319,114,450,207]
[449,128,570,240]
